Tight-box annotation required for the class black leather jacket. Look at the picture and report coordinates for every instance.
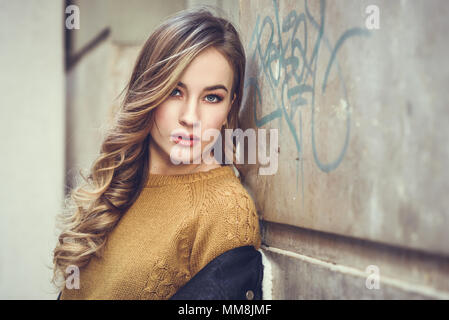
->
[57,245,264,300]
[171,245,263,300]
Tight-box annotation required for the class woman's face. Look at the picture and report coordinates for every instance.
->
[149,47,236,174]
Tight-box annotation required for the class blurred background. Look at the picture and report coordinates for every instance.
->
[0,0,448,299]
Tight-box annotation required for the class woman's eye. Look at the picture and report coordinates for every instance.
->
[205,94,223,103]
[169,90,222,103]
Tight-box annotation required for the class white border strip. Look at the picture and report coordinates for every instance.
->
[258,248,273,300]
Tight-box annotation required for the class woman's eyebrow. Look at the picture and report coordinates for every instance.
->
[177,81,228,93]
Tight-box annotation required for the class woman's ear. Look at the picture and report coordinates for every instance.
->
[231,93,236,104]
[223,93,236,127]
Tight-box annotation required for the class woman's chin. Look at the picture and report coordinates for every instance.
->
[169,149,202,165]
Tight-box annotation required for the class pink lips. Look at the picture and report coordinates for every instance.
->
[171,132,200,147]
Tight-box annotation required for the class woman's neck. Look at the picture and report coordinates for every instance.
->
[149,150,222,175]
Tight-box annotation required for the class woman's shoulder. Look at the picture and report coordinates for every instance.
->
[194,167,261,247]
[200,166,258,216]
[189,167,262,275]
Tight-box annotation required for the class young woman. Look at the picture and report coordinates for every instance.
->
[53,7,270,300]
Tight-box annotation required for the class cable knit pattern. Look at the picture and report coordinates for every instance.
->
[140,257,191,300]
[60,165,261,300]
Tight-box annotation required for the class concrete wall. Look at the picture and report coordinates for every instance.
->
[0,0,65,299]
[237,0,449,299]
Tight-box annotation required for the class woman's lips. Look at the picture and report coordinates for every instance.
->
[171,133,200,147]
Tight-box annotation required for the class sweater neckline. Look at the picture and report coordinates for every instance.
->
[145,165,236,187]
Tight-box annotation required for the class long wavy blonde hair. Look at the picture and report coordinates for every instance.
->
[52,7,247,289]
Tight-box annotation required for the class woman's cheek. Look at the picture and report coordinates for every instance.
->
[200,120,225,148]
[202,117,225,134]
[154,103,175,133]
[204,108,228,129]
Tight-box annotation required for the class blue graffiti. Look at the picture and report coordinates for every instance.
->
[244,0,371,202]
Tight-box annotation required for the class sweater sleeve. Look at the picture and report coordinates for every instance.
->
[189,184,262,277]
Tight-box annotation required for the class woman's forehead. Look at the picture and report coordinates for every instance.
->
[178,47,234,92]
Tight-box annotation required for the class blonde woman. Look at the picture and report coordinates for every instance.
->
[53,7,271,300]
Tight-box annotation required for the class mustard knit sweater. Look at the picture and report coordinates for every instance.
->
[60,165,261,300]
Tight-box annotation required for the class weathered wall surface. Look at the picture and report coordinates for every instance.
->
[0,0,65,299]
[237,0,449,299]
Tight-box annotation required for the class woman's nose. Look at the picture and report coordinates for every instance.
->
[178,97,200,128]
